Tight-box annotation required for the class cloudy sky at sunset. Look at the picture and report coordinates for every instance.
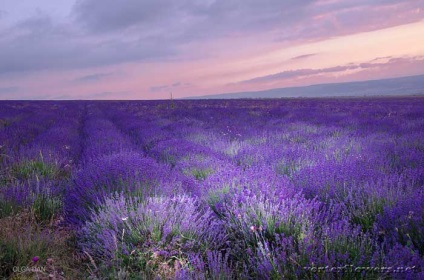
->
[0,0,423,99]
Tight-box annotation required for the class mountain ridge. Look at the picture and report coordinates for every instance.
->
[186,74,424,99]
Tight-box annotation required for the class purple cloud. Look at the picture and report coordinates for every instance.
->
[0,0,422,76]
[238,56,424,84]
[0,13,176,75]
[150,85,169,92]
[150,81,190,92]
[291,53,318,60]
[73,72,113,83]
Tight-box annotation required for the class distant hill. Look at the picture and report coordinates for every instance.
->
[188,75,424,99]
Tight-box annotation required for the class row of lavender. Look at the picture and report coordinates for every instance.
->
[64,103,227,278]
[0,101,86,276]
[0,101,84,219]
[76,98,423,279]
[1,98,423,279]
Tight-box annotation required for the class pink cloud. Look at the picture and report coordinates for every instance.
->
[233,56,424,89]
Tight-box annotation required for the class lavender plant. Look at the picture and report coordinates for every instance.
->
[79,192,227,278]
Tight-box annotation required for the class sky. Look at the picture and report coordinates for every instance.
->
[0,0,423,100]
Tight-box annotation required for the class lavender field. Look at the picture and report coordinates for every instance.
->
[0,98,423,279]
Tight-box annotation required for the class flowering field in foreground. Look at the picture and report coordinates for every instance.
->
[0,98,423,279]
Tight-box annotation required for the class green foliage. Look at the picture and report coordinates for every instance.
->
[0,224,52,278]
[323,232,374,266]
[346,192,391,232]
[186,167,212,181]
[0,118,10,127]
[0,210,85,279]
[0,198,21,219]
[275,160,298,178]
[206,185,230,218]
[10,160,60,181]
[160,150,177,168]
[350,202,385,232]
[31,193,62,223]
